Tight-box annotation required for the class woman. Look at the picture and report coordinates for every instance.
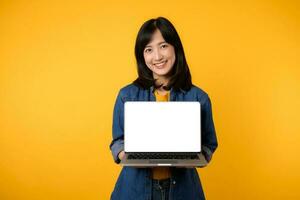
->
[110,17,218,200]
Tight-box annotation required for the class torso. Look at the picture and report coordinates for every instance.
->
[152,89,171,180]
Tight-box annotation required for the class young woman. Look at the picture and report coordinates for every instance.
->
[110,17,218,200]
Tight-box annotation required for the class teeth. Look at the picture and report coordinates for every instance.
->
[155,61,166,67]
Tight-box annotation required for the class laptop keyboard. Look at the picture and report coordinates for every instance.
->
[127,153,199,160]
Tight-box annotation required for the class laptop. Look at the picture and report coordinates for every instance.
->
[120,101,207,167]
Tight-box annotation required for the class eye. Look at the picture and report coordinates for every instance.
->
[161,44,168,49]
[144,48,152,53]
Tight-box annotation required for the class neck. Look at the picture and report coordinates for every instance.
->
[153,74,169,91]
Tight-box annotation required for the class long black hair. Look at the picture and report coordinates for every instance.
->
[133,17,192,91]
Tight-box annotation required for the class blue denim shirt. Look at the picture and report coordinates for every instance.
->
[110,83,218,200]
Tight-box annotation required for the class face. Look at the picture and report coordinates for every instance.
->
[143,29,176,81]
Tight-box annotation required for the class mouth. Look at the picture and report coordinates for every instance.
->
[154,60,167,69]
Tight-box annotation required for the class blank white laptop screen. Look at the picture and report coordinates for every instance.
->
[124,102,201,152]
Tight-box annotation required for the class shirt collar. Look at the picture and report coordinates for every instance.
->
[150,86,187,94]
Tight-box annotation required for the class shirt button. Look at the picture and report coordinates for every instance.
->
[172,180,176,185]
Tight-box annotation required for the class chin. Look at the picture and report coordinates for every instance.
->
[155,69,172,76]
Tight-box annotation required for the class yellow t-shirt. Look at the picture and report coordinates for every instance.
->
[152,89,171,180]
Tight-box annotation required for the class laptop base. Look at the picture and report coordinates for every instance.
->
[120,153,207,167]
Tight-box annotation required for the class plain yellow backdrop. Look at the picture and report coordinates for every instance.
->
[0,0,299,199]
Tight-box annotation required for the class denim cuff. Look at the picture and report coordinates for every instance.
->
[110,139,124,164]
[202,145,213,163]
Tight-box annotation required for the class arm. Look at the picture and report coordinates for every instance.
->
[109,90,125,164]
[201,95,218,163]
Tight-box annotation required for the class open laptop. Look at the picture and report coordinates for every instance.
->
[120,101,207,167]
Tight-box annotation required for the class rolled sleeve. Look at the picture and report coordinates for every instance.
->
[201,145,213,163]
[110,138,124,164]
[201,95,218,163]
[109,90,125,164]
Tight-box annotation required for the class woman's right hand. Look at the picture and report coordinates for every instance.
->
[118,150,125,160]
[117,151,148,168]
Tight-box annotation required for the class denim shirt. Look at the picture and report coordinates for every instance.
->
[110,83,218,200]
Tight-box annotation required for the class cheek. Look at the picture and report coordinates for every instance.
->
[144,56,152,69]
[143,55,150,64]
[167,49,176,62]
[143,56,152,69]
[169,53,176,66]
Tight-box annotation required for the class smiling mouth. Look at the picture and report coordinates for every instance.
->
[154,61,167,68]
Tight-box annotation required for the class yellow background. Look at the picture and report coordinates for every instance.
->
[1,0,299,199]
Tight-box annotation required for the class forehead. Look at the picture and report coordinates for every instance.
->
[146,29,166,47]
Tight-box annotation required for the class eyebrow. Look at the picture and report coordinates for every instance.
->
[145,41,167,48]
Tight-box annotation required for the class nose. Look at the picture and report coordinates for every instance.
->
[153,49,163,61]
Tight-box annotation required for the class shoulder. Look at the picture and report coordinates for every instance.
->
[118,83,142,101]
[120,83,140,95]
[187,85,210,102]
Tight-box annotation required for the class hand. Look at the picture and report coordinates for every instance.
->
[118,150,125,160]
